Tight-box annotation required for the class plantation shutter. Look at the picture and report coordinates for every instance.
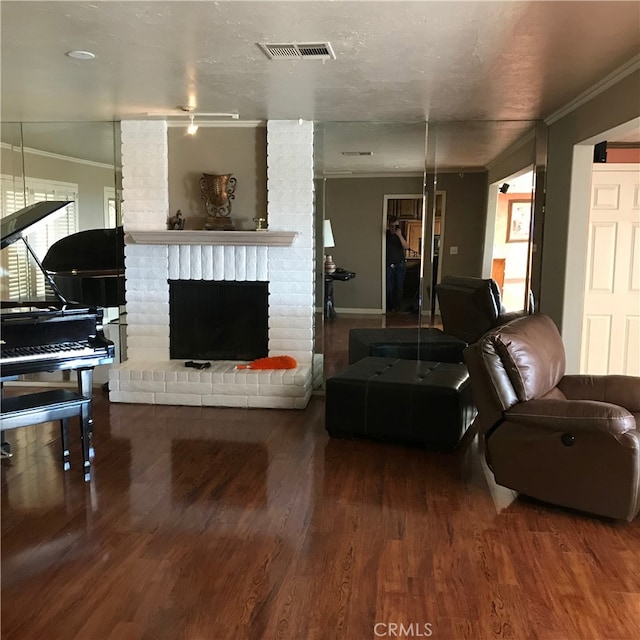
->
[1,178,28,299]
[0,177,78,300]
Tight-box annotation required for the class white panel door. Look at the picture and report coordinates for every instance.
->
[581,164,640,375]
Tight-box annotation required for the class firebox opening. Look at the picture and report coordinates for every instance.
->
[169,280,269,361]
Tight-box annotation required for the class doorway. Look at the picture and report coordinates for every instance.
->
[382,192,446,315]
[489,171,534,311]
[383,194,422,313]
[562,116,640,373]
[580,162,640,375]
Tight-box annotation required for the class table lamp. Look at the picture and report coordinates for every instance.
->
[324,219,336,274]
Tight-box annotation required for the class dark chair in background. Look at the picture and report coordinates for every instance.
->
[348,275,529,365]
[464,313,640,521]
[436,275,532,345]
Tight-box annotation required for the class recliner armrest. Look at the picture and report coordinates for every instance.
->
[558,375,640,411]
[505,398,636,436]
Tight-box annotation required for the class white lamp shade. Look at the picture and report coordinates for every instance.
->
[324,219,335,248]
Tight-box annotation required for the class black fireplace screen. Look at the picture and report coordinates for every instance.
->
[169,280,269,361]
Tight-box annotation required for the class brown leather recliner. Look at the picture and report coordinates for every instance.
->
[436,275,532,344]
[464,313,640,521]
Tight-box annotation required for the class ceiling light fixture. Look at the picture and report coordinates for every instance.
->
[65,50,95,60]
[187,115,199,135]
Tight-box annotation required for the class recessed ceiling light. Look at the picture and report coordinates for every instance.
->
[65,50,96,60]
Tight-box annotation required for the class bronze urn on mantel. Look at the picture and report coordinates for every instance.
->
[200,173,237,230]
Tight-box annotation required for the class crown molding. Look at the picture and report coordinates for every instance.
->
[318,172,425,179]
[545,54,640,126]
[166,120,264,128]
[0,142,116,169]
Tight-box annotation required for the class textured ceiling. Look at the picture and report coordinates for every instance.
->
[1,1,639,170]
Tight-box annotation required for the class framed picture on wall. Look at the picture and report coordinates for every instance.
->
[507,200,532,242]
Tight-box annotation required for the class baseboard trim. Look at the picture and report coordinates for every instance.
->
[334,308,383,315]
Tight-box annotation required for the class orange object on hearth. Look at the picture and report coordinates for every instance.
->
[236,356,297,370]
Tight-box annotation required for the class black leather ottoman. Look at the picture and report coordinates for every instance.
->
[348,327,466,364]
[326,357,477,451]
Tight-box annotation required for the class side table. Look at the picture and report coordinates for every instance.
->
[325,268,356,319]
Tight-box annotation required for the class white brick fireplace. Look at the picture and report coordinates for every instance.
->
[108,120,315,409]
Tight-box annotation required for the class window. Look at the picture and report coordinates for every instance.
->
[0,176,78,300]
[104,186,118,227]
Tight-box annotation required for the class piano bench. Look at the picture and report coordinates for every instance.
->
[0,389,92,479]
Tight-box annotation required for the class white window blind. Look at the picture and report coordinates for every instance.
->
[0,176,78,300]
[104,186,118,227]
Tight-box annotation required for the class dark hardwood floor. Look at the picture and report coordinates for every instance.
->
[2,313,640,640]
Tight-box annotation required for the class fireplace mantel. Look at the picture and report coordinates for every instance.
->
[125,230,298,246]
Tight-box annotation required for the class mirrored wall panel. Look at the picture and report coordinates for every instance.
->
[423,119,545,315]
[0,121,123,382]
[315,119,547,379]
[1,122,121,301]
[315,121,428,378]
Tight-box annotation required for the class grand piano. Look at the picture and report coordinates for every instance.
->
[1,201,117,471]
[42,225,125,307]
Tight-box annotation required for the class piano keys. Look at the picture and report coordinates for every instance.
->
[1,304,115,379]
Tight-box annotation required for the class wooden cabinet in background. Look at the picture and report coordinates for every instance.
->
[404,221,423,256]
[492,258,505,294]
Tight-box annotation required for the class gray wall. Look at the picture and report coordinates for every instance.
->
[167,125,267,231]
[486,135,536,188]
[325,176,422,310]
[323,172,487,312]
[314,178,325,310]
[428,172,488,278]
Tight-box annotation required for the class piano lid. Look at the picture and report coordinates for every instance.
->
[1,201,72,250]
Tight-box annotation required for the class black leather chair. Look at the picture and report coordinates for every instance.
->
[436,275,532,344]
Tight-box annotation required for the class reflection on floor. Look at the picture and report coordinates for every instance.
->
[2,313,639,640]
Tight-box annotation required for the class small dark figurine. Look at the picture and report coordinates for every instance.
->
[168,210,185,230]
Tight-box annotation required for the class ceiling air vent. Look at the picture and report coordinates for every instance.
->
[258,42,335,60]
[341,151,373,157]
